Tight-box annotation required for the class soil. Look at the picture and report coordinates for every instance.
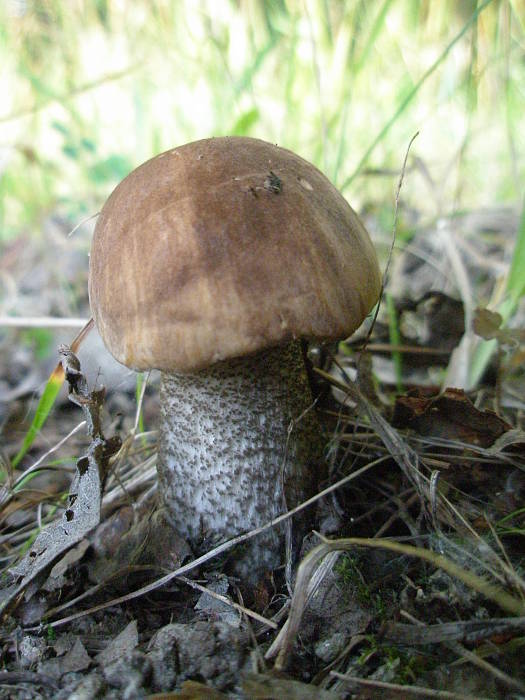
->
[1,208,524,699]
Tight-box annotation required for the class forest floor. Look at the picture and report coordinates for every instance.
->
[1,204,524,699]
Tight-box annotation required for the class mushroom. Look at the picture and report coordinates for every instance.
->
[88,136,381,578]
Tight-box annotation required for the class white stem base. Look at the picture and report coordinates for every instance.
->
[157,341,322,577]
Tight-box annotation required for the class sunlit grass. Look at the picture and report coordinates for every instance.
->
[0,0,523,240]
[469,197,525,387]
[11,361,65,468]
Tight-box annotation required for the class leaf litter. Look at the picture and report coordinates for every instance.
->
[0,200,525,698]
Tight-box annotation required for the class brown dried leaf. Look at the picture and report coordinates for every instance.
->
[392,388,511,447]
[473,307,525,346]
[473,307,503,340]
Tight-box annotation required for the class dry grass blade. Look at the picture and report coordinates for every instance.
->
[329,671,492,699]
[30,457,387,631]
[35,565,159,625]
[265,549,340,660]
[177,575,277,629]
[1,344,119,617]
[273,537,525,671]
[12,422,84,488]
[384,616,525,645]
[447,640,525,694]
[0,420,84,516]
[101,454,157,513]
[0,671,59,693]
[316,367,429,498]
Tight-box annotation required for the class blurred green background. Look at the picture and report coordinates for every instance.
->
[1,0,523,243]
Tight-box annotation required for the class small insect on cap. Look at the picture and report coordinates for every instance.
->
[89,136,381,372]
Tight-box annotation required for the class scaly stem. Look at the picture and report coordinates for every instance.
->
[157,341,322,578]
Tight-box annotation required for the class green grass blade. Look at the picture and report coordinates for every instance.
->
[340,0,495,191]
[506,200,525,304]
[353,0,394,76]
[231,107,260,136]
[11,363,65,468]
[468,334,498,392]
[469,197,525,388]
[9,321,92,470]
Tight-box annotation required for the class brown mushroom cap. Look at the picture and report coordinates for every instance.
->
[89,136,381,372]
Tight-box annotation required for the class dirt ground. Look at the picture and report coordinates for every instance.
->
[1,205,524,699]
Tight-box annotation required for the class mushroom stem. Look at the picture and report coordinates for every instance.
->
[157,340,322,577]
